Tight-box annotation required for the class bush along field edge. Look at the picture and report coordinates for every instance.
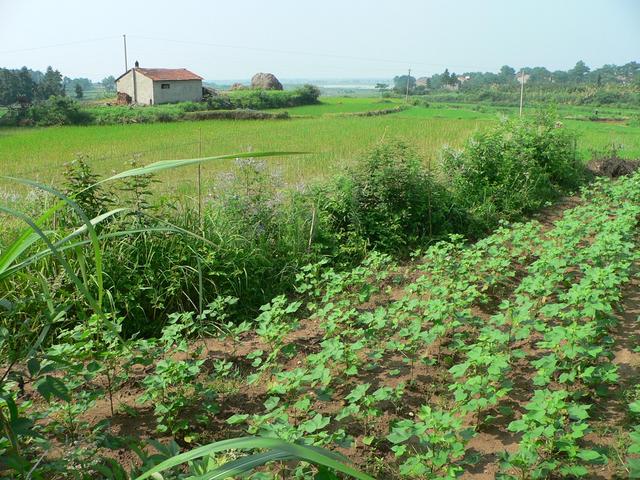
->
[0,85,322,127]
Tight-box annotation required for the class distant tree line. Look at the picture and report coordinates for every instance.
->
[0,66,116,105]
[0,66,64,104]
[394,60,640,94]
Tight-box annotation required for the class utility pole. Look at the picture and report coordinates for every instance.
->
[519,67,525,117]
[123,34,128,71]
[405,67,411,103]
[198,128,203,230]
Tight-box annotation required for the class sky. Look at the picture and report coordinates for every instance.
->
[0,0,638,82]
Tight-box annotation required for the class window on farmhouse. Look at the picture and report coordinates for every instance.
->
[161,83,170,89]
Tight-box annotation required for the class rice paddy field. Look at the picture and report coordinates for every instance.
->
[1,97,639,197]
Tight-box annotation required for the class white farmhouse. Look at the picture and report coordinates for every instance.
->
[115,66,203,105]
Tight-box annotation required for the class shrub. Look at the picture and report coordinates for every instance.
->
[180,101,204,112]
[409,97,430,107]
[318,139,457,253]
[338,106,408,117]
[183,109,289,120]
[213,85,321,111]
[154,111,180,122]
[62,154,112,220]
[27,96,93,126]
[99,158,317,335]
[440,111,582,233]
[206,95,234,110]
[294,84,321,104]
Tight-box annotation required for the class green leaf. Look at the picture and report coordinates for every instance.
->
[387,424,414,444]
[628,458,640,479]
[134,436,374,480]
[577,449,601,462]
[314,467,340,480]
[508,419,527,432]
[567,404,590,421]
[345,383,370,404]
[300,413,330,434]
[35,375,70,402]
[27,357,40,377]
[194,450,292,480]
[226,414,248,425]
[2,178,106,308]
[264,396,280,411]
[559,464,588,476]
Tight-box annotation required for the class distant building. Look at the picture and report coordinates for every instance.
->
[416,77,429,87]
[115,65,203,105]
[516,72,531,84]
[457,75,470,84]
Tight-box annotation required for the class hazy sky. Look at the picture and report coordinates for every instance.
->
[1,0,638,81]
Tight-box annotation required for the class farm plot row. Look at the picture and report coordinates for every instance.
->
[10,173,640,479]
[229,173,640,478]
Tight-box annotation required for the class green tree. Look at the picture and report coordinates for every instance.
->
[101,75,116,92]
[375,83,389,96]
[568,60,590,83]
[75,83,83,99]
[528,66,552,84]
[442,68,451,85]
[0,69,18,105]
[36,66,64,100]
[499,65,516,83]
[552,70,569,83]
[393,75,416,94]
[0,67,36,105]
[17,67,36,102]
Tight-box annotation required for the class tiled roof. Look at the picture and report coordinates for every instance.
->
[116,68,203,82]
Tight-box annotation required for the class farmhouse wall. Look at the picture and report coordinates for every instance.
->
[153,79,202,104]
[115,70,154,105]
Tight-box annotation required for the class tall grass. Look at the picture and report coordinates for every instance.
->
[0,153,373,480]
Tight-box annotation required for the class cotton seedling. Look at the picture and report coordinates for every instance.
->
[500,389,603,479]
[388,405,474,479]
[337,383,405,446]
[626,425,640,478]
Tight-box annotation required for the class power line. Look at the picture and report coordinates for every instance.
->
[128,34,495,72]
[1,33,501,75]
[0,36,121,55]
